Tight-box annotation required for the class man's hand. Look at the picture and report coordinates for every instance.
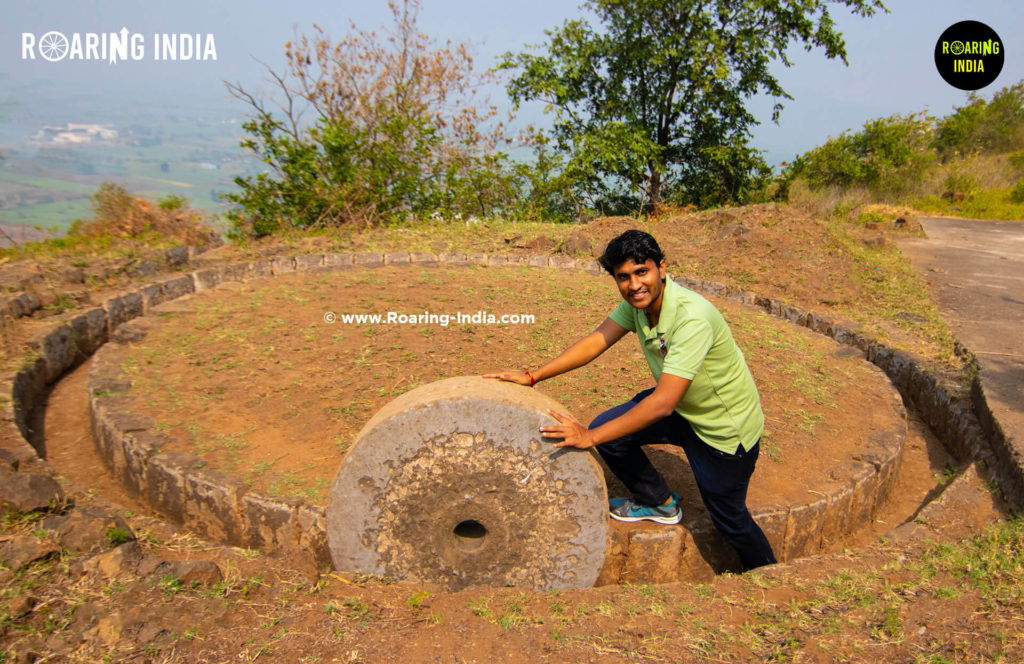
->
[482,371,533,386]
[540,409,596,449]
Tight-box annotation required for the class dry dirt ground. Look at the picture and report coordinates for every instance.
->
[0,205,1016,662]
[98,266,890,510]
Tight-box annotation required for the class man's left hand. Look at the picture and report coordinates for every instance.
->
[540,409,596,449]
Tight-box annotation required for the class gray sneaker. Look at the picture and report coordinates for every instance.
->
[609,492,681,525]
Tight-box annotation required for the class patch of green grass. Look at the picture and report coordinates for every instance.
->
[916,187,1024,221]
[468,595,491,618]
[105,526,133,547]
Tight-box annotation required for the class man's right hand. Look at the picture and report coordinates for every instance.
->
[482,371,534,386]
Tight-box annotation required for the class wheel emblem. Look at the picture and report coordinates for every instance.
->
[39,31,69,62]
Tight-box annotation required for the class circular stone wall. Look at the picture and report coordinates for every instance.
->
[85,259,908,584]
[327,376,608,591]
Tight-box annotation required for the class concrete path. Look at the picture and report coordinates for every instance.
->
[899,216,1024,473]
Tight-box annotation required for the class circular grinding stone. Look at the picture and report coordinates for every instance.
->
[327,376,609,591]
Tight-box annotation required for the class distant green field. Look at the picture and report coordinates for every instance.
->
[0,199,92,231]
[0,172,97,195]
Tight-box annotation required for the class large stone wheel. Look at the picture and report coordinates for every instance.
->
[327,376,609,591]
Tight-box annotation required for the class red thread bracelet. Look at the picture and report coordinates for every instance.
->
[525,370,536,387]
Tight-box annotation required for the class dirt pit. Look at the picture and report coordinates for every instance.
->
[102,265,900,516]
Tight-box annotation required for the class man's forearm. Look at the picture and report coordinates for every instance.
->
[589,391,675,445]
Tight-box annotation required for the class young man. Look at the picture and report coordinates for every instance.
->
[485,230,776,570]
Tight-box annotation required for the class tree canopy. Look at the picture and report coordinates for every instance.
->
[225,0,521,235]
[501,0,887,212]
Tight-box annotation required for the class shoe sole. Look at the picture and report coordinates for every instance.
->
[608,511,682,525]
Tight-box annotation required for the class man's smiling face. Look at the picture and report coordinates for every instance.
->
[612,258,666,312]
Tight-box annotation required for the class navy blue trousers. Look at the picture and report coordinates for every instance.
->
[590,388,777,570]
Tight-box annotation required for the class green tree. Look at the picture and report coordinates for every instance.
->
[933,82,1024,160]
[501,0,886,212]
[796,113,935,196]
[225,0,521,236]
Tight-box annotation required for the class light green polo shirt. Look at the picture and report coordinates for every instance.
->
[608,276,764,454]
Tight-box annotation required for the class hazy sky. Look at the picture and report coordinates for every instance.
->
[2,0,1021,165]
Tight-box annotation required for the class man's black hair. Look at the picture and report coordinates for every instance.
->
[598,230,666,275]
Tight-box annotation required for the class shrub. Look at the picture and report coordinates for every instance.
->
[1010,178,1024,204]
[933,82,1024,160]
[797,113,935,198]
[68,182,215,245]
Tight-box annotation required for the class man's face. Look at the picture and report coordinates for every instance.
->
[612,258,666,311]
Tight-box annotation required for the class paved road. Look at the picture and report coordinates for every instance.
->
[899,216,1024,460]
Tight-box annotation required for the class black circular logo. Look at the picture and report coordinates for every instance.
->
[935,21,1004,91]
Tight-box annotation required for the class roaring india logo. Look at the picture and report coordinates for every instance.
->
[934,21,1004,91]
[21,28,217,64]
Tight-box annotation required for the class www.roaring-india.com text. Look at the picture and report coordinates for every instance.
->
[322,311,535,326]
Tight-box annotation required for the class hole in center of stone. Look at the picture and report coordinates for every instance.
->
[453,519,487,552]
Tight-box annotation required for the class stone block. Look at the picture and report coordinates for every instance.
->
[438,252,470,266]
[12,357,47,436]
[94,402,145,483]
[487,254,508,267]
[409,252,438,267]
[183,468,246,545]
[164,246,189,268]
[751,504,788,561]
[139,284,162,309]
[34,324,75,383]
[78,308,109,355]
[144,451,199,522]
[161,276,195,304]
[782,305,806,325]
[294,254,323,271]
[352,252,384,268]
[323,253,354,269]
[620,527,682,584]
[819,483,853,546]
[270,256,297,275]
[847,461,876,528]
[384,252,410,265]
[830,324,854,346]
[296,503,331,568]
[221,262,251,282]
[121,430,170,497]
[783,496,826,560]
[248,259,274,278]
[709,281,731,297]
[193,267,223,291]
[580,260,602,275]
[242,492,298,553]
[595,527,627,586]
[466,252,488,265]
[528,255,549,268]
[123,292,143,320]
